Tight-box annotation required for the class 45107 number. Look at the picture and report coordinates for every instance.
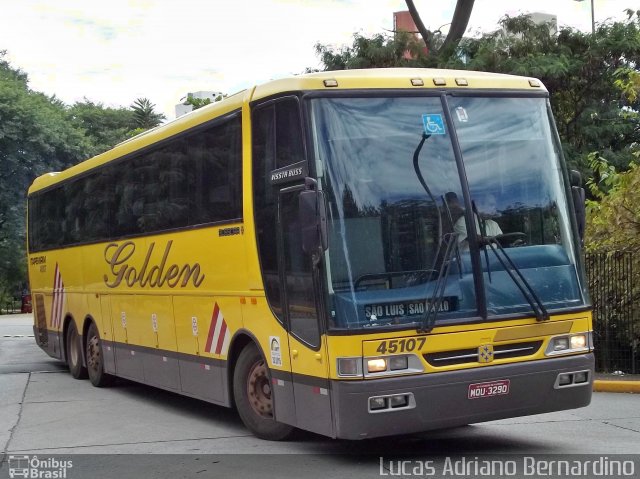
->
[376,337,426,354]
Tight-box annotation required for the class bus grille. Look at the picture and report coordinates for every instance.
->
[34,294,48,347]
[423,340,543,367]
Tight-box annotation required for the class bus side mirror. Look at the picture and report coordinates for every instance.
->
[299,189,328,256]
[569,170,586,244]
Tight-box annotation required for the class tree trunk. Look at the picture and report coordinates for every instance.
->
[405,0,475,57]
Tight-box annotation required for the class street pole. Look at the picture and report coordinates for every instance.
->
[574,0,595,34]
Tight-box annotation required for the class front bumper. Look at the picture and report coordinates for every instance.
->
[331,353,594,439]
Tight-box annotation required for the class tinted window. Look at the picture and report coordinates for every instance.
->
[252,97,306,322]
[28,112,242,252]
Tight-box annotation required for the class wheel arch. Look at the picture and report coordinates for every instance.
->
[226,329,263,407]
[61,314,77,363]
[81,315,97,366]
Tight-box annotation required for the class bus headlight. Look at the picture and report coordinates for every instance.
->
[553,337,570,351]
[367,358,387,373]
[389,356,409,371]
[546,332,591,356]
[570,334,587,349]
[363,355,424,377]
[337,357,362,377]
[336,355,419,377]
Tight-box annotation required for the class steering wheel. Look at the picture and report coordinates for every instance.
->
[497,232,527,248]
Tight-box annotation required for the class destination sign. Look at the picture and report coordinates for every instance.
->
[364,297,458,320]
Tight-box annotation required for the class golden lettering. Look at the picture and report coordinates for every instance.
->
[103,241,205,289]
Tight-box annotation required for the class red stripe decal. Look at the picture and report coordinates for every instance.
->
[214,320,227,355]
[56,279,64,328]
[51,264,60,327]
[204,303,220,353]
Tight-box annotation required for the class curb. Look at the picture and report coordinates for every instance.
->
[593,380,640,393]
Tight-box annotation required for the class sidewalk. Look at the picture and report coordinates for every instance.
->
[594,373,640,393]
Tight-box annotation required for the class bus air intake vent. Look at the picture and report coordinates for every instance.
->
[34,294,48,347]
[424,341,543,367]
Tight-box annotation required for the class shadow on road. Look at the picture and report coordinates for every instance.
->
[105,376,548,456]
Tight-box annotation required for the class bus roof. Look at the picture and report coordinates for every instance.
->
[28,68,546,195]
[251,67,546,101]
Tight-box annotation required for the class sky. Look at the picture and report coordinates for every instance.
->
[0,0,635,120]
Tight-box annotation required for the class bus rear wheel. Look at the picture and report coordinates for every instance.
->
[86,322,113,387]
[66,321,87,379]
[233,344,294,441]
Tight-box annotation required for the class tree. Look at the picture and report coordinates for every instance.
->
[585,153,640,252]
[69,100,135,156]
[314,31,426,71]
[0,51,92,304]
[130,97,165,130]
[182,92,225,111]
[404,0,475,57]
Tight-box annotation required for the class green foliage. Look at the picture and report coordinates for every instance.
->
[585,154,640,252]
[614,67,640,104]
[130,97,166,130]
[0,51,91,303]
[0,52,158,300]
[585,154,640,365]
[314,31,427,70]
[68,100,135,156]
[182,93,225,111]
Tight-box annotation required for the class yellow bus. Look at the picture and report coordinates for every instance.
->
[27,68,593,440]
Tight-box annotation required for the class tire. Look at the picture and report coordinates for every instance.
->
[66,321,87,379]
[85,322,113,387]
[233,344,294,440]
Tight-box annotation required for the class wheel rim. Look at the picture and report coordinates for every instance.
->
[246,359,273,418]
[86,332,101,375]
[69,329,80,366]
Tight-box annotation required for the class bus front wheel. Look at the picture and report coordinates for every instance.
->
[86,322,113,387]
[66,321,87,379]
[233,344,294,441]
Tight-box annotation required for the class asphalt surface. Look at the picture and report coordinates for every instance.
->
[1,314,639,478]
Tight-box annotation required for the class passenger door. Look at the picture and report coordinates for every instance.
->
[278,186,332,437]
[251,95,332,436]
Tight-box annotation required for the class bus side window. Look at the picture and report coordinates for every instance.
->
[253,97,306,324]
[280,189,320,347]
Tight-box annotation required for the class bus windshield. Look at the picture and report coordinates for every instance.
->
[309,95,585,330]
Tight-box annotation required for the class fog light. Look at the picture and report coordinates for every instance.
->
[367,358,387,373]
[574,371,589,384]
[558,373,572,386]
[390,395,408,408]
[389,356,408,371]
[553,337,570,351]
[571,335,587,349]
[370,397,387,410]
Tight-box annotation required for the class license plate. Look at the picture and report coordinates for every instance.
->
[468,379,510,399]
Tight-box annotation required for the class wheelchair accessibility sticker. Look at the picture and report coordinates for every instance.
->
[422,114,446,135]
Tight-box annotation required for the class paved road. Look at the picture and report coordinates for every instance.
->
[1,314,639,478]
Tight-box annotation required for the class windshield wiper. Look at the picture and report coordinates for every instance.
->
[412,133,443,254]
[473,201,549,322]
[412,132,463,333]
[418,231,459,333]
